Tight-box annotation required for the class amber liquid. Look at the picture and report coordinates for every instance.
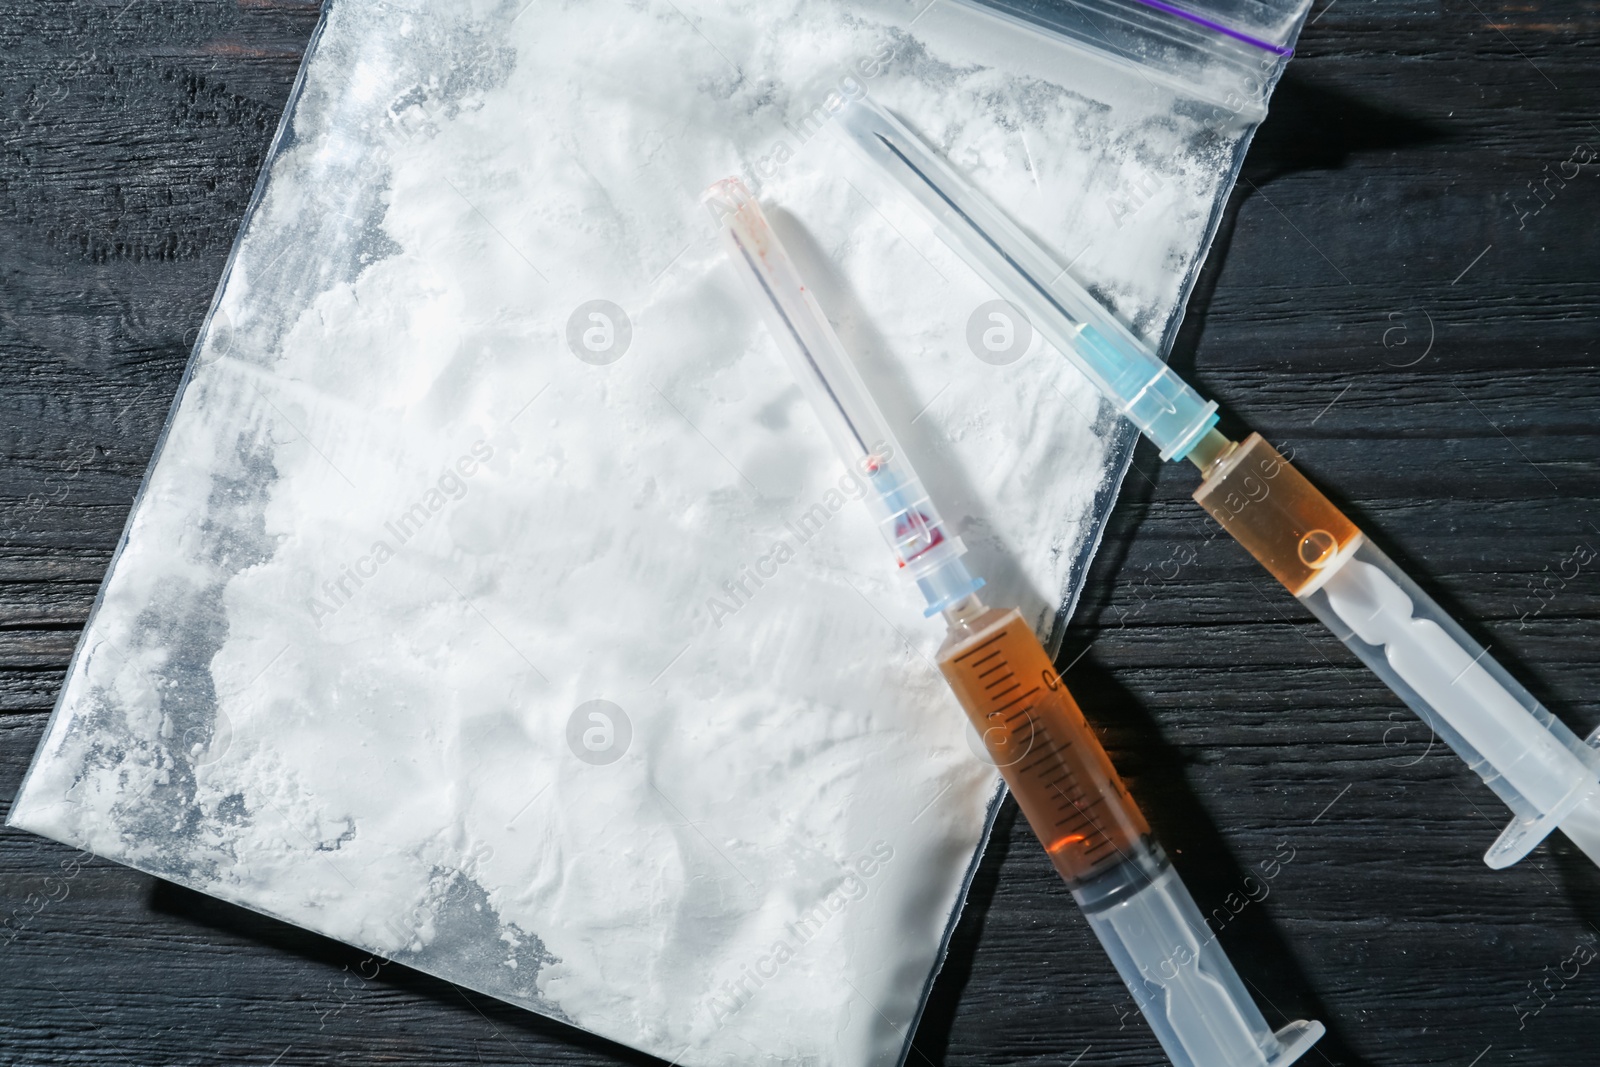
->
[1192,432,1361,596]
[938,607,1150,887]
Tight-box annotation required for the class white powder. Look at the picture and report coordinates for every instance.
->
[11,1,1267,1063]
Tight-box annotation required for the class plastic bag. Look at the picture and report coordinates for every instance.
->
[10,1,1309,1064]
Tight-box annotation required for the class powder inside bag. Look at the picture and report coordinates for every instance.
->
[10,1,1258,1063]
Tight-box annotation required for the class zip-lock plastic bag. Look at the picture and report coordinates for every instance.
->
[11,1,1309,1064]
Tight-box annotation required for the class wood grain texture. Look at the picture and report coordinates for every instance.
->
[2,1,1597,1065]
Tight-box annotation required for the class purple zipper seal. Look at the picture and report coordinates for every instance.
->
[1128,0,1294,55]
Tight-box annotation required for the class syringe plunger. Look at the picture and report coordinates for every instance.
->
[1076,851,1325,1067]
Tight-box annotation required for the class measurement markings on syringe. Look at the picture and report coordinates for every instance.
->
[954,628,1121,866]
[957,636,1040,758]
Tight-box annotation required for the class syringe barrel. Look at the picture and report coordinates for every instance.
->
[834,99,1219,461]
[937,604,1152,886]
[1195,434,1600,869]
[939,604,1322,1066]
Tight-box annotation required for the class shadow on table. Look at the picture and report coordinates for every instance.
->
[1243,72,1454,187]
[1173,71,1453,374]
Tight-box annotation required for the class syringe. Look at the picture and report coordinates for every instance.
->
[836,97,1600,872]
[705,177,1323,1067]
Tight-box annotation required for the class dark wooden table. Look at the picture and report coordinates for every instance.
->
[3,2,1597,1064]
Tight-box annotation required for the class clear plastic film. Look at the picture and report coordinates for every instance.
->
[949,0,1304,117]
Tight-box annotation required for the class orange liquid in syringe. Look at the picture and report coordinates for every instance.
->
[938,607,1150,886]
